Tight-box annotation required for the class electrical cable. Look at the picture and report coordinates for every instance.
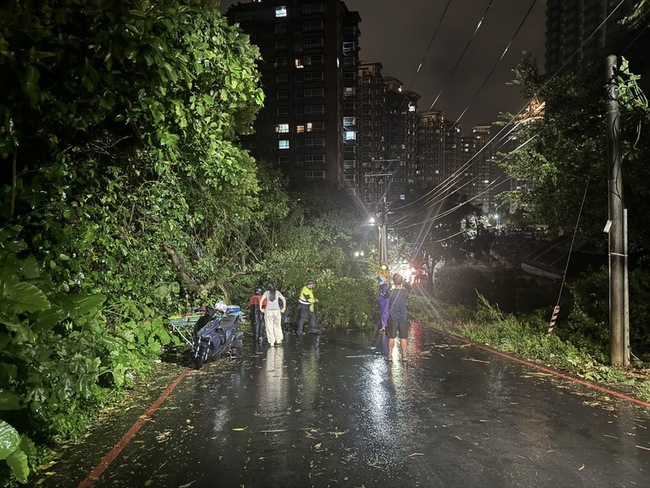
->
[449,0,539,129]
[547,179,590,334]
[429,0,494,111]
[407,0,454,90]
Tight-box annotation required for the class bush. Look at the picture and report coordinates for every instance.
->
[565,266,650,358]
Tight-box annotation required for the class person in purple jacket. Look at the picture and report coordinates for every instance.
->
[378,275,390,356]
[378,276,389,329]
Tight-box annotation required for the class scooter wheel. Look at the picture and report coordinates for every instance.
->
[195,344,209,368]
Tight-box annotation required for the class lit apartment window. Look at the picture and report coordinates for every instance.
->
[278,156,290,165]
[307,121,324,131]
[294,58,304,69]
[343,87,356,97]
[275,123,290,133]
[344,131,356,141]
[342,41,355,53]
[278,140,290,149]
[275,6,287,17]
[343,116,356,126]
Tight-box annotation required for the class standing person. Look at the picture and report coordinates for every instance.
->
[378,275,390,356]
[296,279,319,335]
[378,276,389,330]
[260,284,286,346]
[386,273,410,362]
[247,286,265,343]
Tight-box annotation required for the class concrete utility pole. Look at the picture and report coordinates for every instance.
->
[366,160,398,279]
[605,55,628,367]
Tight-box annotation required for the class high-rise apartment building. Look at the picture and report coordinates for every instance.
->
[444,121,463,193]
[416,110,446,190]
[225,0,361,185]
[357,60,387,206]
[383,77,419,203]
[545,0,636,75]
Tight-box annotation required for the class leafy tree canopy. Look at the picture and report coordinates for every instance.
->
[499,54,650,260]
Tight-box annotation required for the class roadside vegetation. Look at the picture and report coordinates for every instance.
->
[2,1,650,487]
[409,265,650,404]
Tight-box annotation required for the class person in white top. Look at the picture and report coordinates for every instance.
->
[260,284,286,346]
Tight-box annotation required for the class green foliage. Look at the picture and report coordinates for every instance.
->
[564,266,650,357]
[0,230,181,487]
[0,421,32,485]
[456,296,633,384]
[1,0,266,319]
[501,56,650,253]
[315,275,376,329]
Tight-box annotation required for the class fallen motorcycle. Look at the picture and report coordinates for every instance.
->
[191,303,244,368]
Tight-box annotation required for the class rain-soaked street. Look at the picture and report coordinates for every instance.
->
[33,326,650,488]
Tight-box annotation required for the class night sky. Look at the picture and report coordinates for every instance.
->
[219,0,547,131]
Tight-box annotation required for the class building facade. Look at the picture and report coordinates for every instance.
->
[226,0,361,185]
[545,0,636,75]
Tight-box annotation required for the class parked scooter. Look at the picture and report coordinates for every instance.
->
[192,303,243,368]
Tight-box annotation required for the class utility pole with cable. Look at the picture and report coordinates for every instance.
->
[365,159,398,281]
[605,54,628,366]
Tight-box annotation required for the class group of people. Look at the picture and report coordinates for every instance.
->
[245,273,410,362]
[247,279,319,346]
[378,273,411,362]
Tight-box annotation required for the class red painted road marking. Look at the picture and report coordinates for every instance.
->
[436,329,650,409]
[78,329,650,487]
[78,367,190,488]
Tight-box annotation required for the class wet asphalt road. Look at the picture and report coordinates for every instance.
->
[33,326,650,488]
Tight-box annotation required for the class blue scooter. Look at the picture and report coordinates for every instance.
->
[192,305,244,368]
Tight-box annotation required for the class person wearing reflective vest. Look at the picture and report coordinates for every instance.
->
[296,279,319,334]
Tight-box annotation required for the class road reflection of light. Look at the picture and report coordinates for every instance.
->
[296,336,320,410]
[259,346,287,412]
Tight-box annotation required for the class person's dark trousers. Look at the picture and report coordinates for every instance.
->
[308,310,317,333]
[296,304,310,334]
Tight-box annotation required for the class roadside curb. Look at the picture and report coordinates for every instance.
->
[433,328,650,410]
[77,367,191,487]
